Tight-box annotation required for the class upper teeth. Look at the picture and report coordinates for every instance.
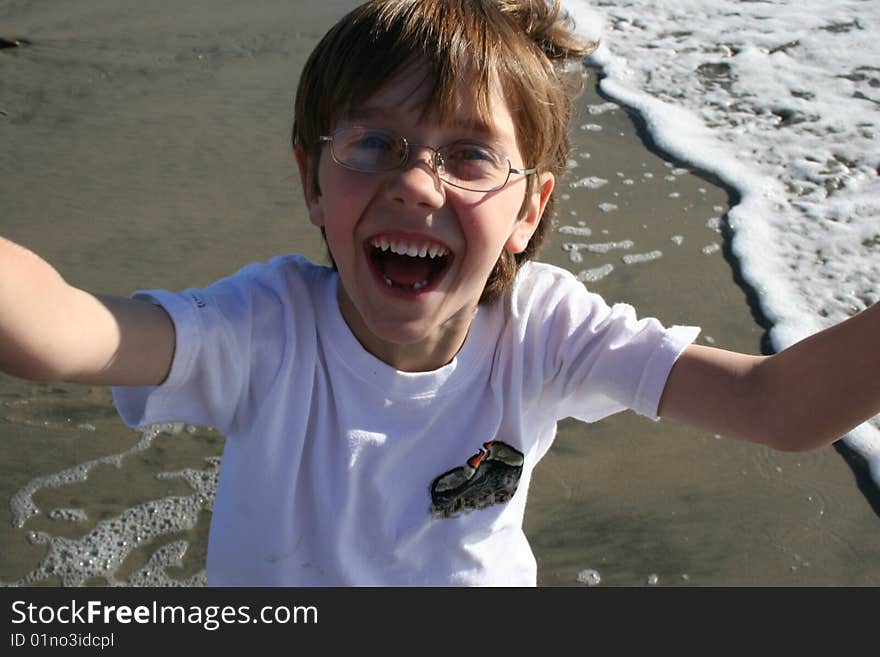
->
[371,238,449,259]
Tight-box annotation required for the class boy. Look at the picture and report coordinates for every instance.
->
[1,0,878,585]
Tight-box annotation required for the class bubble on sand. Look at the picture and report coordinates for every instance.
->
[577,568,602,586]
[671,235,684,245]
[48,508,89,522]
[587,240,634,254]
[4,456,219,587]
[647,573,659,585]
[598,203,618,213]
[622,250,663,265]
[559,224,593,237]
[3,423,218,587]
[577,264,614,283]
[587,102,619,115]
[9,422,185,528]
[579,123,603,132]
[570,176,608,189]
[125,541,207,587]
[702,243,721,255]
[705,216,723,233]
[563,240,634,263]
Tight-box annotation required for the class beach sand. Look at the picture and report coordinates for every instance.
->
[1,0,878,586]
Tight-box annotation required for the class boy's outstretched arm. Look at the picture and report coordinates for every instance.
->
[658,302,880,451]
[0,236,174,386]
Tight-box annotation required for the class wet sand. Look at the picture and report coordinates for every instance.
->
[1,0,878,586]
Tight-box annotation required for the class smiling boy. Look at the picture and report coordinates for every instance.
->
[1,0,879,586]
[298,67,552,371]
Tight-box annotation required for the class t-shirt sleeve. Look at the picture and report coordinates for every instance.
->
[517,266,700,422]
[111,258,304,435]
[111,285,249,434]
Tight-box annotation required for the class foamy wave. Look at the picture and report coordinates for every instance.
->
[566,0,880,483]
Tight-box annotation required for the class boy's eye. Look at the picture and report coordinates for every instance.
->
[442,143,506,181]
[334,127,406,170]
[352,131,395,151]
[444,143,497,162]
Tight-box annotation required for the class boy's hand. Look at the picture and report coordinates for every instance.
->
[659,302,880,451]
[0,237,174,386]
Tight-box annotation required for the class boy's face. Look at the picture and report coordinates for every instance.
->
[296,67,554,371]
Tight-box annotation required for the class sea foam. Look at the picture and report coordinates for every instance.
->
[566,0,880,484]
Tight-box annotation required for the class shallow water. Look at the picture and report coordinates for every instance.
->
[1,0,878,587]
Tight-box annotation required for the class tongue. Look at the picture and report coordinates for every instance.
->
[379,252,434,287]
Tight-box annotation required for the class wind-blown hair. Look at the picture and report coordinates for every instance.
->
[293,0,596,303]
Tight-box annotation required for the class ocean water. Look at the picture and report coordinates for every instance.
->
[566,0,880,484]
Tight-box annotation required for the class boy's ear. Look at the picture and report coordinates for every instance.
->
[505,172,555,254]
[294,144,325,227]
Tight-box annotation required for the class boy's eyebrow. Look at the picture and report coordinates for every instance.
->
[345,105,502,142]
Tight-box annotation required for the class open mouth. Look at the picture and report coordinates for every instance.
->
[366,235,452,293]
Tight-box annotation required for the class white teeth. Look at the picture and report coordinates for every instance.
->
[382,275,428,291]
[370,238,449,259]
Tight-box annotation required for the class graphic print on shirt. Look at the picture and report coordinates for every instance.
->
[430,441,524,518]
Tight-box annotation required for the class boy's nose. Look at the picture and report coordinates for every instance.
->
[406,144,444,179]
[385,145,445,208]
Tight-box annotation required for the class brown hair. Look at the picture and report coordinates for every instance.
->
[292,0,596,303]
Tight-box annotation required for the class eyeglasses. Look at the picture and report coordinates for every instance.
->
[319,126,536,193]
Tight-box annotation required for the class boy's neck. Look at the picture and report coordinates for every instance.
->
[336,285,475,372]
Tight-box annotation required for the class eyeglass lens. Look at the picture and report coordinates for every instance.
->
[329,126,512,192]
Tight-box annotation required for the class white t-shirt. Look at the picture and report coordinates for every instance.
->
[112,255,699,586]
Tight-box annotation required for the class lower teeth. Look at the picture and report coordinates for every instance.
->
[382,275,428,291]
